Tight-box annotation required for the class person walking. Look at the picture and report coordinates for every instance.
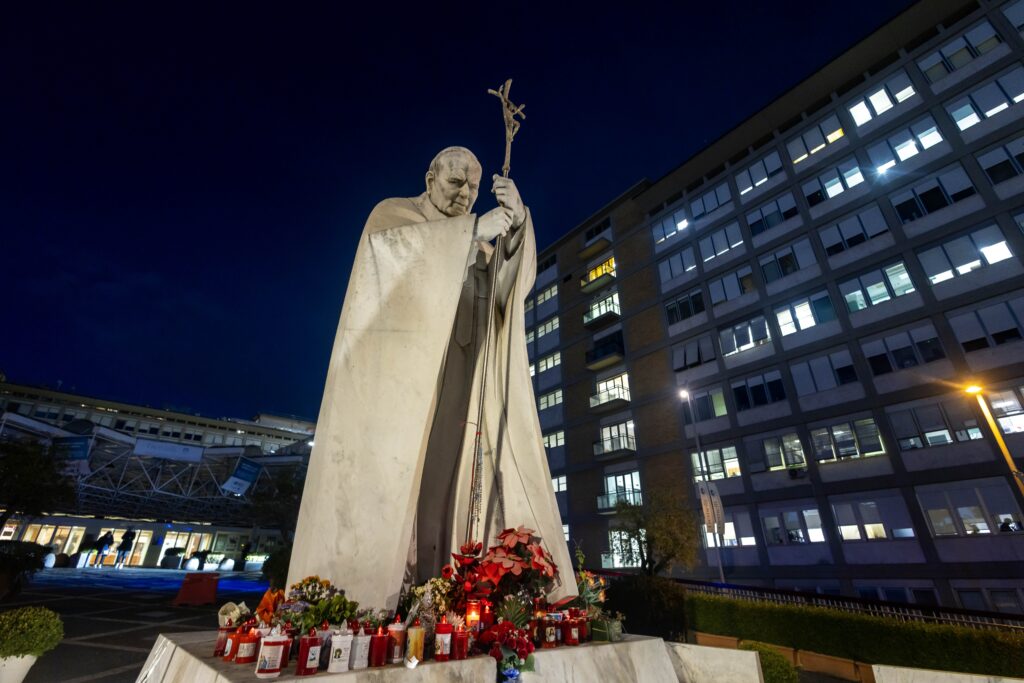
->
[92,531,115,567]
[114,527,137,569]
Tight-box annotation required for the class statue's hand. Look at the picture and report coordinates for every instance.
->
[477,207,514,242]
[492,175,526,228]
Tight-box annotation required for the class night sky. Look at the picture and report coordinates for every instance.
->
[2,2,914,421]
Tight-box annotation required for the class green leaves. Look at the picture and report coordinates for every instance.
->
[0,607,63,658]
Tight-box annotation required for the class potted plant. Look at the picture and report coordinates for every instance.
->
[159,547,186,569]
[0,606,63,683]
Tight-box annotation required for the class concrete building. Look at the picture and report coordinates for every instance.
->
[529,0,1024,613]
[0,381,314,568]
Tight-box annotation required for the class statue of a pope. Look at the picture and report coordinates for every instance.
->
[288,146,575,609]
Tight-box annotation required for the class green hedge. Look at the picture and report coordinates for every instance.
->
[739,641,797,683]
[686,593,1024,678]
[604,575,688,641]
[0,606,63,657]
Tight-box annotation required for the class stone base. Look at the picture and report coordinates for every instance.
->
[135,632,684,682]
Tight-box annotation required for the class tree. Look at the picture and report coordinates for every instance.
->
[609,484,699,577]
[0,439,76,532]
[244,466,305,542]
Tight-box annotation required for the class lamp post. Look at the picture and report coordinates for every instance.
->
[680,389,726,583]
[965,385,1024,500]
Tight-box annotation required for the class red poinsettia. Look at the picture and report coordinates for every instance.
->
[460,540,483,556]
[497,525,534,549]
[527,543,556,578]
[441,564,455,580]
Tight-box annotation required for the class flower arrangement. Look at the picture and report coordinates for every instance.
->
[477,619,535,677]
[259,576,362,632]
[571,549,608,618]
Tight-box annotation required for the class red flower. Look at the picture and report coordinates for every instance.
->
[527,543,557,578]
[441,564,455,580]
[452,553,477,568]
[489,644,503,663]
[497,525,534,548]
[517,647,529,661]
[460,540,483,556]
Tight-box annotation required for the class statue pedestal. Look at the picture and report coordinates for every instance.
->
[135,632,685,682]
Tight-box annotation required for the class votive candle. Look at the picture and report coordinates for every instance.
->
[369,626,388,667]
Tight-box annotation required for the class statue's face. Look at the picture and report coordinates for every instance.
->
[426,151,482,217]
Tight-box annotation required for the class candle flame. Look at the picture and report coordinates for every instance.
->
[377,626,384,635]
[440,614,448,625]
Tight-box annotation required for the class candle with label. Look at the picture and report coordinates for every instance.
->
[350,628,371,670]
[452,625,469,661]
[234,629,260,664]
[222,625,242,661]
[294,629,321,676]
[433,614,453,662]
[327,629,353,673]
[405,618,425,664]
[254,633,290,679]
[214,620,234,657]
[386,615,406,664]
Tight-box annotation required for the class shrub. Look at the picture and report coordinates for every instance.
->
[0,541,49,601]
[0,607,64,657]
[604,574,687,641]
[686,593,1024,678]
[740,641,797,683]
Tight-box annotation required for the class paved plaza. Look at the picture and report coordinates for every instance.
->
[3,568,268,683]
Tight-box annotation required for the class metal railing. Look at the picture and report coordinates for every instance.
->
[597,488,642,510]
[583,298,621,324]
[593,435,636,456]
[589,386,631,408]
[590,570,1024,633]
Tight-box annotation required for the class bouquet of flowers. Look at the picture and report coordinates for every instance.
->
[572,549,607,618]
[478,619,535,677]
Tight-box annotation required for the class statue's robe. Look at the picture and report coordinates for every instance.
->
[288,193,575,609]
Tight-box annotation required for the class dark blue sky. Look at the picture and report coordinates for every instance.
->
[2,2,913,420]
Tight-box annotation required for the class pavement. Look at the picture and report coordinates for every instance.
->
[2,567,269,683]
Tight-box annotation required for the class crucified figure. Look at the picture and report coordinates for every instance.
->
[488,78,526,178]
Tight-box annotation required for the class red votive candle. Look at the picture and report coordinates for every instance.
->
[452,626,469,660]
[481,601,494,628]
[222,627,244,661]
[234,629,260,664]
[214,621,234,657]
[433,614,453,662]
[465,599,481,631]
[369,626,388,667]
[387,615,406,664]
[294,630,322,676]
[562,618,580,646]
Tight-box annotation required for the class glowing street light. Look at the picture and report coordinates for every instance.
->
[964,384,1024,499]
[679,387,725,583]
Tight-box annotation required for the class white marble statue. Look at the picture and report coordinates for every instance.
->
[288,146,576,609]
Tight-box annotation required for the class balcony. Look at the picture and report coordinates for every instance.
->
[580,268,616,294]
[578,235,612,260]
[597,488,643,513]
[585,336,625,371]
[593,434,637,459]
[589,385,631,412]
[583,298,621,330]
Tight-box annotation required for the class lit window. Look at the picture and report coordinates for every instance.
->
[867,116,944,176]
[552,475,567,493]
[888,396,981,450]
[946,66,1024,131]
[918,224,1015,285]
[812,418,885,462]
[802,158,863,207]
[762,505,824,544]
[538,389,563,411]
[838,262,915,312]
[651,208,689,245]
[787,114,844,165]
[543,431,565,449]
[698,221,744,263]
[832,495,915,541]
[535,316,560,339]
[691,445,742,481]
[535,284,557,305]
[536,352,561,374]
[774,291,835,336]
[584,257,616,284]
[918,21,1001,84]
[847,71,915,127]
[735,151,783,195]
[917,478,1023,537]
[684,387,728,422]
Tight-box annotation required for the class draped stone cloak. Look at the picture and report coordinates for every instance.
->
[288,192,576,610]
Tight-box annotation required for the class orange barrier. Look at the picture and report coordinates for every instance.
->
[172,572,220,606]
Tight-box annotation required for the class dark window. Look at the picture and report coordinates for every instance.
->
[806,189,825,207]
[868,354,893,375]
[918,186,949,213]
[895,198,923,224]
[962,337,990,352]
[835,364,858,385]
[994,328,1023,345]
[916,338,946,362]
[891,346,919,369]
[812,296,836,323]
[734,386,752,411]
[750,383,768,406]
[986,160,1019,184]
[766,376,786,402]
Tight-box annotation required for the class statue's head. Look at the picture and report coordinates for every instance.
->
[425,146,482,217]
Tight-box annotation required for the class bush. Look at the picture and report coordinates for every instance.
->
[262,544,292,590]
[0,607,64,657]
[0,541,49,601]
[686,593,1024,678]
[740,641,797,683]
[604,575,687,641]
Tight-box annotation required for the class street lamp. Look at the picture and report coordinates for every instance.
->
[680,389,726,583]
[965,384,1024,499]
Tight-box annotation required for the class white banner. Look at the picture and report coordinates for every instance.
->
[133,437,204,463]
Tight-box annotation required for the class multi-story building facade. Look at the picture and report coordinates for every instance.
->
[0,381,314,568]
[528,0,1024,613]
